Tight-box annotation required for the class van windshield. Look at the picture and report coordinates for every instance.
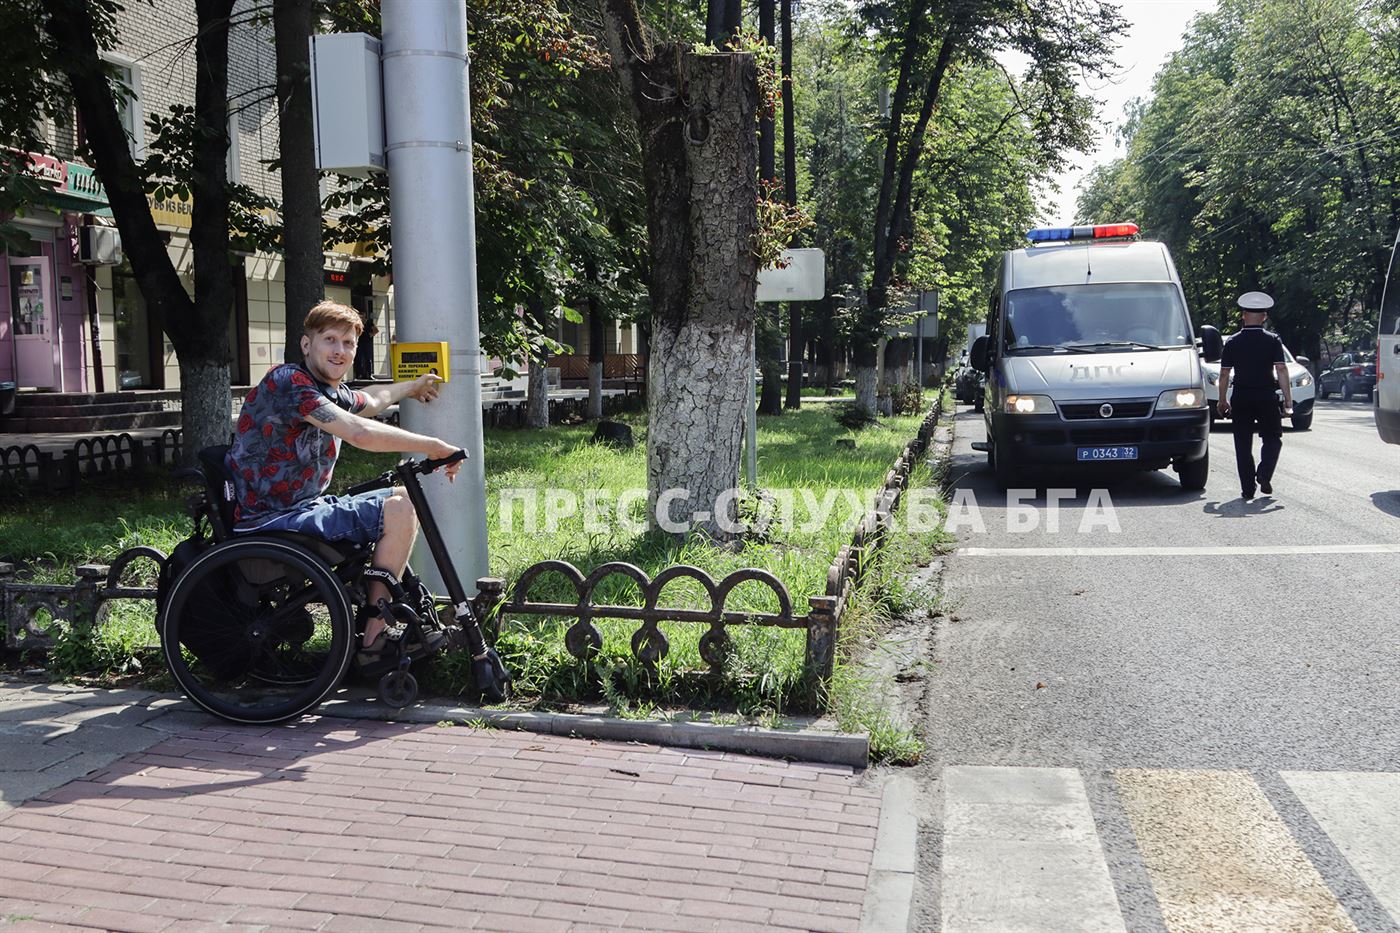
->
[1002,283,1193,353]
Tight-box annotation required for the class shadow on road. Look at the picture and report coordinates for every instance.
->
[1203,496,1285,517]
[1369,490,1400,518]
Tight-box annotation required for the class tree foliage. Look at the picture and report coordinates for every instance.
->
[791,0,1096,379]
[1077,0,1400,362]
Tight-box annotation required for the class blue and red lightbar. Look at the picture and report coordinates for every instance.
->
[1026,222,1139,243]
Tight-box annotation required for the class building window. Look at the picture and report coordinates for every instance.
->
[101,53,146,160]
[226,107,241,185]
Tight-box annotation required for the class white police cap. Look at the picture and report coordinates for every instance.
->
[1238,291,1274,310]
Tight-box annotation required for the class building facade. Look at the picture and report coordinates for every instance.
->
[0,0,392,396]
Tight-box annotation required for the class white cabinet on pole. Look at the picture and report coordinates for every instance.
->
[308,34,386,177]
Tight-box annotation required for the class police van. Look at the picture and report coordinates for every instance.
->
[1376,227,1400,444]
[969,223,1211,490]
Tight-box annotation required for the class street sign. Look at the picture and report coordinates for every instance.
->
[756,248,825,303]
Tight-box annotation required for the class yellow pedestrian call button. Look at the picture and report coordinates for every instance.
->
[391,342,450,383]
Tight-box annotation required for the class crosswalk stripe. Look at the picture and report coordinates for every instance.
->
[942,765,1126,932]
[1115,769,1357,933]
[1282,771,1400,923]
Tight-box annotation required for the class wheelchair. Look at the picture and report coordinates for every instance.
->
[156,444,509,725]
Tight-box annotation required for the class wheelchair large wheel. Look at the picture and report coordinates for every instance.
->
[158,538,354,724]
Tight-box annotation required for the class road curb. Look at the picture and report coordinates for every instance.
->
[861,773,920,932]
[317,696,870,768]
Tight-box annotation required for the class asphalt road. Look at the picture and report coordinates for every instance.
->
[914,397,1400,933]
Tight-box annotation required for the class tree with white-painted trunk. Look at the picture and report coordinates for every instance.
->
[600,0,759,538]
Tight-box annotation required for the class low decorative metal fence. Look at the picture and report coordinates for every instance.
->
[821,395,943,626]
[0,547,164,653]
[0,430,182,493]
[477,561,835,681]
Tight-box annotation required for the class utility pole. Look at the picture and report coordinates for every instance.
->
[381,0,489,593]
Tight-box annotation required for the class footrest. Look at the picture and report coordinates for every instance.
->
[971,441,991,451]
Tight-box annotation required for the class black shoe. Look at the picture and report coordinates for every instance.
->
[1242,488,1256,500]
[1259,478,1272,495]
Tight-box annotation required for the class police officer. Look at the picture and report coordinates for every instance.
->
[1217,291,1293,500]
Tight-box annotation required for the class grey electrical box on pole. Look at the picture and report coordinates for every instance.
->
[378,1,490,595]
[308,34,386,176]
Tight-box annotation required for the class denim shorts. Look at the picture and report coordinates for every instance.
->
[234,489,391,547]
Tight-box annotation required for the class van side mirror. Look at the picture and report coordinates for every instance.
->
[1199,325,1223,363]
[971,335,990,372]
[1296,356,1311,369]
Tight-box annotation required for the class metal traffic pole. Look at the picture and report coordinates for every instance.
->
[916,310,923,390]
[381,0,489,594]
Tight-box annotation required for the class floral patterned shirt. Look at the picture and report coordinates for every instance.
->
[226,364,368,527]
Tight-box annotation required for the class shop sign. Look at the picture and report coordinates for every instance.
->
[62,162,108,206]
[25,152,65,185]
[148,191,193,230]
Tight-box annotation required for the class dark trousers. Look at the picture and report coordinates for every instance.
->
[353,340,374,380]
[1231,391,1283,494]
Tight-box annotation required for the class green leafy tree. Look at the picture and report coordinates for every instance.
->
[848,0,1124,415]
[1080,0,1400,364]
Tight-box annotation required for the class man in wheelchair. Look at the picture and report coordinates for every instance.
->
[225,300,465,666]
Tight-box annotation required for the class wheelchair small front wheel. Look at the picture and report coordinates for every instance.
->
[158,538,354,724]
[376,669,418,708]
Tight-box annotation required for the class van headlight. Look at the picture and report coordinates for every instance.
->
[1004,394,1055,414]
[1293,373,1313,387]
[1158,387,1205,409]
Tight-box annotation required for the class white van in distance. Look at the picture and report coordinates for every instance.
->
[969,223,1211,491]
[1376,226,1400,444]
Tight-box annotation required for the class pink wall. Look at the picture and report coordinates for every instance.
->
[55,221,89,391]
[0,222,90,391]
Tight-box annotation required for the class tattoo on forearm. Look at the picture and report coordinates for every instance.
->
[311,401,340,424]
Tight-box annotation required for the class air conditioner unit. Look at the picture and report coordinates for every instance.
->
[78,225,122,265]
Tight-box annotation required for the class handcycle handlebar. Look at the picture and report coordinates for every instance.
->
[418,448,468,474]
[344,449,467,496]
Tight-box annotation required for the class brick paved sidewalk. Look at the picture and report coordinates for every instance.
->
[0,717,879,933]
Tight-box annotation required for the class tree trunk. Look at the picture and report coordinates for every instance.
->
[755,0,783,416]
[706,0,741,44]
[647,53,758,537]
[526,363,549,428]
[818,334,835,394]
[587,301,605,420]
[275,0,324,365]
[758,0,775,183]
[181,358,234,452]
[884,337,910,413]
[758,312,783,414]
[601,0,759,538]
[853,340,878,414]
[45,0,237,465]
[189,0,237,422]
[782,0,802,410]
[526,296,550,429]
